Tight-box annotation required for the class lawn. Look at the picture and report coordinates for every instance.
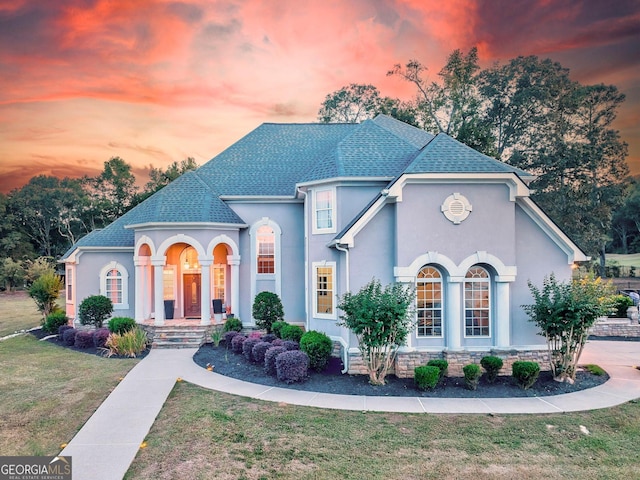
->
[0,335,138,456]
[607,253,640,267]
[0,291,43,337]
[126,382,640,480]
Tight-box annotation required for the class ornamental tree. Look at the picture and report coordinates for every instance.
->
[78,294,113,328]
[523,274,614,383]
[28,271,63,320]
[338,279,415,385]
[252,291,284,334]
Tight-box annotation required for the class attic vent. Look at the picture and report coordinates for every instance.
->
[441,193,472,225]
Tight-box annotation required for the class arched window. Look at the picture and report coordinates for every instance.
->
[257,225,275,274]
[464,266,490,337]
[416,266,443,337]
[100,262,129,309]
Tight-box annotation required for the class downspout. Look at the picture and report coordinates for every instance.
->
[296,187,309,332]
[334,243,350,373]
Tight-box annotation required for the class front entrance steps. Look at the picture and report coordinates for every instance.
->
[143,324,211,349]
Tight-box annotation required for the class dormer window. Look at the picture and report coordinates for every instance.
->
[313,187,336,234]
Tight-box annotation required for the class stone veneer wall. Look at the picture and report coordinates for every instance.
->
[589,318,640,338]
[348,348,551,378]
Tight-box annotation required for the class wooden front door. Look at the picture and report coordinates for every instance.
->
[183,274,201,317]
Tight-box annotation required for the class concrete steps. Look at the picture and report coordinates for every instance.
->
[151,325,208,349]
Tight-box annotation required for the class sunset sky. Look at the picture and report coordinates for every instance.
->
[1,0,639,193]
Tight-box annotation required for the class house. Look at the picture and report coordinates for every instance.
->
[62,115,587,375]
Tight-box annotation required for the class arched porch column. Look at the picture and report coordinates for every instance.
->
[495,281,511,348]
[228,255,241,318]
[134,257,150,323]
[200,259,212,326]
[446,278,463,350]
[151,257,166,326]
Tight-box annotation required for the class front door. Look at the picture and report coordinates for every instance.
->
[183,274,201,317]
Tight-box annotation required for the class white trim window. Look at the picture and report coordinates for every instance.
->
[416,266,443,337]
[313,187,336,234]
[66,267,73,302]
[464,266,490,337]
[313,262,336,318]
[100,262,129,309]
[256,225,275,274]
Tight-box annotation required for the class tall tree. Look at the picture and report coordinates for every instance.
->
[318,84,386,123]
[141,157,199,199]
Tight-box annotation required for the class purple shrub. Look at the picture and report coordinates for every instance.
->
[93,328,111,348]
[242,337,261,362]
[282,340,299,351]
[58,325,74,341]
[276,350,309,384]
[261,333,277,343]
[271,338,284,347]
[62,328,77,346]
[264,346,287,376]
[223,330,239,348]
[248,331,262,339]
[252,341,272,364]
[74,330,94,349]
[231,334,246,354]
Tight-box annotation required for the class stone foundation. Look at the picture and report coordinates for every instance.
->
[589,318,640,338]
[347,348,551,378]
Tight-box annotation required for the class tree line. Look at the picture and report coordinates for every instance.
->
[0,157,197,290]
[318,48,634,269]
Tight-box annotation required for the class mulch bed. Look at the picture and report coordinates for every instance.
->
[194,342,609,398]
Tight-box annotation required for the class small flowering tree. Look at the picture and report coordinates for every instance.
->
[338,279,415,385]
[523,274,614,383]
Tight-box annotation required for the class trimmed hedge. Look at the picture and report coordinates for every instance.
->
[93,328,111,348]
[43,310,68,334]
[300,330,333,372]
[62,328,77,346]
[271,321,288,339]
[463,363,481,390]
[261,333,277,343]
[282,340,299,351]
[427,359,448,380]
[58,324,74,341]
[480,355,503,383]
[281,324,304,342]
[252,341,273,364]
[276,350,309,383]
[264,346,287,376]
[223,330,240,347]
[108,317,136,335]
[242,337,262,362]
[512,361,540,390]
[74,330,94,349]
[231,334,247,354]
[223,317,243,332]
[414,365,440,391]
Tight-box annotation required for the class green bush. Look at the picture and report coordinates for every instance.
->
[480,355,503,383]
[463,364,481,390]
[427,359,448,380]
[610,294,634,317]
[78,295,113,328]
[512,361,540,390]
[43,310,68,334]
[300,330,333,372]
[108,317,136,334]
[271,321,288,338]
[414,365,440,391]
[280,324,303,342]
[252,291,284,333]
[103,327,148,358]
[223,317,243,332]
[28,271,64,320]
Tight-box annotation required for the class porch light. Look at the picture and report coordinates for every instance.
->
[184,261,190,270]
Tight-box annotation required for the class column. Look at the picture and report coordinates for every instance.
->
[446,279,462,350]
[228,255,241,320]
[134,257,149,323]
[152,257,166,326]
[495,281,510,348]
[200,259,212,326]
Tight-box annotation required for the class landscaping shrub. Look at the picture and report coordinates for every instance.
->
[93,328,110,348]
[480,355,503,383]
[252,341,272,364]
[248,331,263,339]
[585,364,606,376]
[108,317,136,334]
[414,365,440,391]
[512,361,540,390]
[282,340,299,351]
[271,338,284,346]
[300,330,333,372]
[610,294,634,317]
[252,291,284,333]
[58,324,73,341]
[231,334,246,354]
[223,330,239,347]
[74,330,94,349]
[243,337,262,362]
[78,295,113,328]
[261,333,277,343]
[28,271,64,320]
[223,317,243,332]
[463,364,481,390]
[103,327,148,357]
[210,325,223,347]
[427,359,448,380]
[276,350,309,383]
[264,346,287,376]
[281,324,303,342]
[62,328,77,346]
[271,321,288,339]
[43,310,68,334]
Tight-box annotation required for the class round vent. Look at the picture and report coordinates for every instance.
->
[441,193,472,224]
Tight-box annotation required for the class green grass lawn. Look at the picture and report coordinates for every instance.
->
[0,335,138,456]
[607,253,640,267]
[126,382,640,480]
[0,291,43,337]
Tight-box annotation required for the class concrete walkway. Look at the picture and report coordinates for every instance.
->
[61,340,640,480]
